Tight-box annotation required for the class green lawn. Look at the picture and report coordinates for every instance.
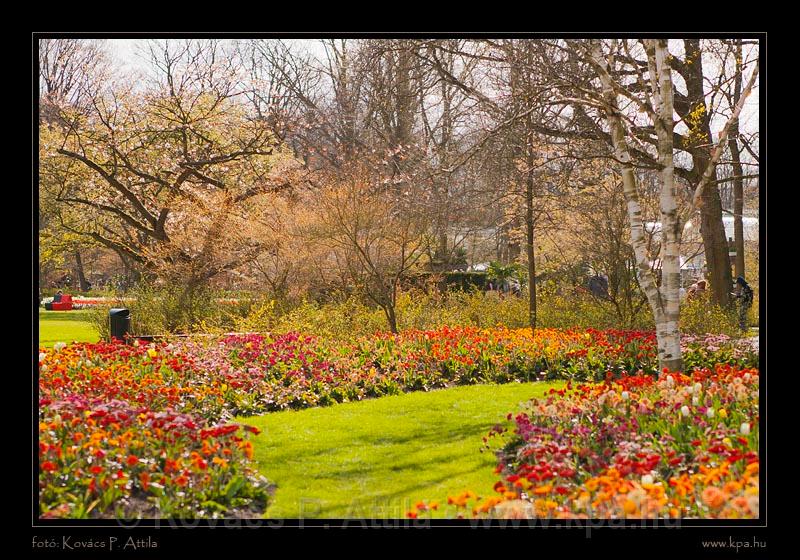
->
[238,381,563,519]
[38,308,99,347]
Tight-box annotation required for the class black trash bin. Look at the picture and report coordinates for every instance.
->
[109,308,131,342]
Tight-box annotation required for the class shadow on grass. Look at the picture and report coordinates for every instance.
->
[306,464,491,518]
[255,421,495,467]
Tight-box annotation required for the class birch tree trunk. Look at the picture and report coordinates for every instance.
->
[647,39,682,371]
[590,40,682,372]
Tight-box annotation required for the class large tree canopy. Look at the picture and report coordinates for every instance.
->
[40,41,303,284]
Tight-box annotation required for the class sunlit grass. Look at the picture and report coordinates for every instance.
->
[239,381,564,519]
[38,308,99,347]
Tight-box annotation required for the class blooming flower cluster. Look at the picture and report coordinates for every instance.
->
[416,364,759,519]
[38,342,269,519]
[168,327,756,415]
[38,327,757,519]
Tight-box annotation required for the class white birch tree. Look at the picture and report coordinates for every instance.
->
[588,39,758,372]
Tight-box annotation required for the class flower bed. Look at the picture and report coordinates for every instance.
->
[38,327,758,519]
[170,327,757,414]
[38,343,269,519]
[409,364,759,519]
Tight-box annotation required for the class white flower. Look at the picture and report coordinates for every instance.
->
[740,422,751,436]
[681,405,690,417]
[692,396,700,406]
[666,375,675,388]
[621,391,630,401]
[40,364,48,373]
[53,342,66,352]
[39,352,46,362]
[693,382,702,394]
[743,373,751,382]
[706,408,715,418]
[641,474,654,485]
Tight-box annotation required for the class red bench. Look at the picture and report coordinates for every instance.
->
[51,295,74,311]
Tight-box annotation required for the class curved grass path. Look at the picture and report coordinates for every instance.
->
[238,381,564,519]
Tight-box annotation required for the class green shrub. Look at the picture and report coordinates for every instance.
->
[87,304,112,339]
[272,296,387,340]
[232,287,654,342]
[91,280,745,342]
[535,285,653,330]
[88,283,260,339]
[679,294,740,336]
[397,289,530,330]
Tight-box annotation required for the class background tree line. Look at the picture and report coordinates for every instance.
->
[38,37,760,365]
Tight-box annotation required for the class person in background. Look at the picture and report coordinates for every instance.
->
[587,274,609,300]
[732,276,754,332]
[53,290,64,303]
[695,279,707,298]
[686,279,707,301]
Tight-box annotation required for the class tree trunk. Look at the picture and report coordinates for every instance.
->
[177,280,199,333]
[525,142,537,332]
[729,38,746,279]
[591,42,661,317]
[392,41,416,174]
[655,313,682,372]
[74,251,89,292]
[434,228,448,268]
[732,175,745,279]
[698,187,732,307]
[683,40,733,308]
[649,39,683,372]
[384,303,398,334]
[435,61,452,267]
